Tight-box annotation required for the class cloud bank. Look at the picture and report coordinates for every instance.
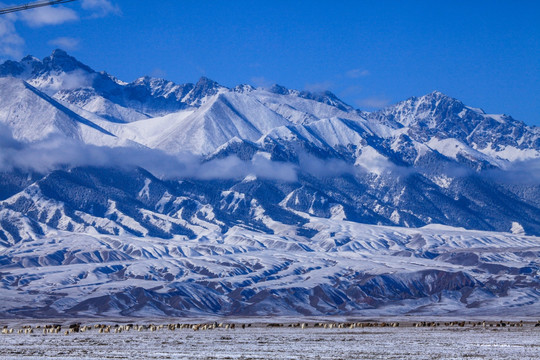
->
[0,123,461,183]
[355,96,391,109]
[48,37,80,51]
[0,124,297,182]
[1,123,538,186]
[0,123,411,183]
[483,158,540,185]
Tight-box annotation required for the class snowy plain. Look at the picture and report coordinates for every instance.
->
[1,325,540,359]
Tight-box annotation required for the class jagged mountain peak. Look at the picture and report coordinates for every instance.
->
[404,91,489,118]
[0,49,537,158]
[268,84,290,95]
[196,76,219,87]
[0,49,95,82]
[181,76,227,106]
[41,49,95,74]
[364,89,539,159]
[372,90,481,130]
[20,55,40,64]
[405,90,463,107]
[233,84,255,93]
[426,90,450,99]
[298,89,353,112]
[50,48,68,57]
[0,54,43,77]
[192,76,226,94]
[131,75,175,89]
[0,52,361,118]
[133,75,153,84]
[264,84,353,111]
[388,90,531,132]
[0,60,24,77]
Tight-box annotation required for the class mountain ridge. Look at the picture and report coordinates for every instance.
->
[0,50,539,318]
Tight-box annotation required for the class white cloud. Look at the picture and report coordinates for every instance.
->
[82,0,121,18]
[58,70,95,90]
[0,124,297,181]
[38,69,96,93]
[484,158,540,185]
[304,81,334,93]
[346,69,370,79]
[251,76,273,88]
[0,17,24,59]
[0,0,121,59]
[338,85,363,98]
[355,96,391,109]
[150,68,167,79]
[48,37,80,50]
[20,6,79,27]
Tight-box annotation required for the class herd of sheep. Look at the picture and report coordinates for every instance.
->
[1,320,540,335]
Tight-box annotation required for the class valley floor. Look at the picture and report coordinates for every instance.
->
[1,324,539,359]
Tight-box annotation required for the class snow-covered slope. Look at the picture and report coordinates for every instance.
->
[0,50,539,318]
[1,217,539,317]
[0,77,118,146]
[149,92,291,154]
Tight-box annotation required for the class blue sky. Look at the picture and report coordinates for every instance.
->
[1,0,539,125]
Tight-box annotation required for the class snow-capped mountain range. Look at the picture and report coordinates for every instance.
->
[0,50,539,318]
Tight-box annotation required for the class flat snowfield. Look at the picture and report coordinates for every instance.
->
[1,326,539,359]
